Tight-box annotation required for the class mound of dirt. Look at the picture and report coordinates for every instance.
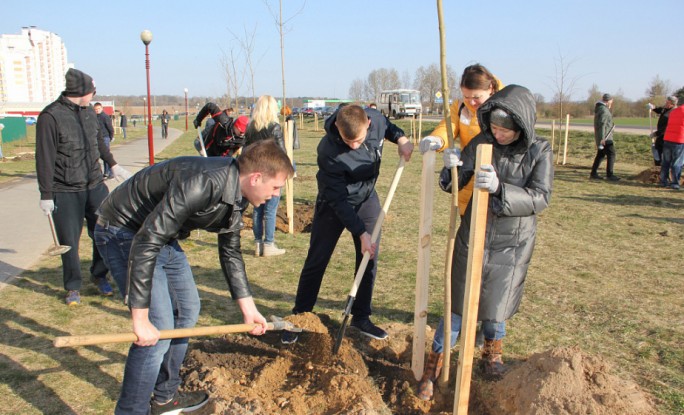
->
[481,347,657,415]
[242,202,315,234]
[179,314,656,415]
[635,166,660,184]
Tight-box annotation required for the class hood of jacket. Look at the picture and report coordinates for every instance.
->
[476,84,537,150]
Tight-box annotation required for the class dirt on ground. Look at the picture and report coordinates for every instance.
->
[242,202,315,234]
[180,313,657,415]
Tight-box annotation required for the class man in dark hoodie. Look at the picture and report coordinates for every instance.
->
[36,68,132,306]
[282,104,414,344]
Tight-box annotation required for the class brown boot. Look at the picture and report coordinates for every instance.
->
[481,339,505,379]
[416,351,443,400]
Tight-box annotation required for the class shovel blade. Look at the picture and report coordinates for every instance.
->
[48,245,71,256]
[333,313,350,355]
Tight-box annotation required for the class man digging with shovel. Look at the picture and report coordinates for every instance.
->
[94,140,294,415]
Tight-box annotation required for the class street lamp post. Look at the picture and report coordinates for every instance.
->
[184,88,189,131]
[141,29,154,165]
[143,97,147,125]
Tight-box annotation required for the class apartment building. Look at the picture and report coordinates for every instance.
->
[0,27,70,103]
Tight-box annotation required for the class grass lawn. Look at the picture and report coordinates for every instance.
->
[0,117,682,414]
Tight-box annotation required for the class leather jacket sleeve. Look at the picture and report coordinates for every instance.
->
[195,102,221,126]
[218,230,252,299]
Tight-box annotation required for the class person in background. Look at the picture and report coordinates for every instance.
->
[35,68,132,306]
[419,64,503,216]
[660,96,684,190]
[120,111,128,139]
[245,95,287,257]
[590,93,619,181]
[193,102,248,157]
[95,140,294,414]
[369,103,377,109]
[648,95,678,166]
[160,109,170,139]
[282,104,414,344]
[416,85,553,400]
[94,102,115,178]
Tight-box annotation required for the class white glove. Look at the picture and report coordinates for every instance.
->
[475,164,500,194]
[419,135,443,154]
[442,148,462,169]
[40,200,55,215]
[647,103,655,110]
[110,164,133,181]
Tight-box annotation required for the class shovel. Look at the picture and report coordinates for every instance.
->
[47,212,71,256]
[53,315,303,348]
[332,157,406,354]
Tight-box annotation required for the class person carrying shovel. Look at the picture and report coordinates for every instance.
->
[281,104,414,344]
[416,85,553,400]
[94,140,294,415]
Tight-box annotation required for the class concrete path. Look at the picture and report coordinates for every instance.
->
[0,127,183,288]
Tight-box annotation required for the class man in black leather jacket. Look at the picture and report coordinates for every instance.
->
[193,102,248,157]
[94,140,294,415]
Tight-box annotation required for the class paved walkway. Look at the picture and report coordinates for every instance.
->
[0,127,183,288]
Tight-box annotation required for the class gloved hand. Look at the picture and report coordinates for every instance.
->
[442,148,462,169]
[110,164,133,181]
[419,135,443,154]
[40,200,54,216]
[193,118,201,129]
[475,164,500,194]
[647,103,655,110]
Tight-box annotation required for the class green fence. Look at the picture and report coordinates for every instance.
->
[0,117,28,143]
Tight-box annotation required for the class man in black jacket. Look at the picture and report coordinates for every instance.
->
[193,102,248,157]
[648,95,678,166]
[94,102,114,177]
[94,140,293,415]
[283,104,413,344]
[36,68,132,306]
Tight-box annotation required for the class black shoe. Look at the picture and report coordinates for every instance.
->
[280,330,299,344]
[351,319,388,340]
[607,175,621,182]
[150,390,209,415]
[589,173,603,180]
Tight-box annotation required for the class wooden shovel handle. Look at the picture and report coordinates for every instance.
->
[54,322,279,348]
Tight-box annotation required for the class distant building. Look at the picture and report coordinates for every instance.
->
[0,27,71,104]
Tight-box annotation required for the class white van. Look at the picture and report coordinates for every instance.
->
[377,89,422,119]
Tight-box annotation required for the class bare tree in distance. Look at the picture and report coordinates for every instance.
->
[401,69,412,90]
[220,47,246,111]
[413,63,456,114]
[227,24,264,106]
[264,0,306,117]
[548,51,583,126]
[365,68,401,102]
[586,83,602,114]
[348,78,365,101]
[645,75,672,103]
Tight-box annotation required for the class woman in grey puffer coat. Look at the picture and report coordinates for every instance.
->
[417,84,553,399]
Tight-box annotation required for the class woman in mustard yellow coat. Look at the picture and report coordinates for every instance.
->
[419,64,503,216]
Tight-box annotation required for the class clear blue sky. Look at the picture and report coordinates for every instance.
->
[2,0,682,102]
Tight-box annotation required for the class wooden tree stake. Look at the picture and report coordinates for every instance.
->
[412,150,436,380]
[562,113,570,165]
[453,143,492,415]
[285,119,294,234]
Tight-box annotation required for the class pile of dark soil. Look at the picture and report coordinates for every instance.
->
[180,313,657,414]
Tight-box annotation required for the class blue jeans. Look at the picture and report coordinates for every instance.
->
[95,224,200,415]
[431,312,506,353]
[660,141,684,187]
[252,195,280,244]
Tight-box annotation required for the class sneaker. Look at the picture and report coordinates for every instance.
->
[65,290,81,306]
[280,330,299,344]
[91,275,113,296]
[262,242,285,257]
[254,241,263,257]
[150,390,209,415]
[606,175,621,182]
[672,184,681,190]
[589,173,603,180]
[351,319,388,340]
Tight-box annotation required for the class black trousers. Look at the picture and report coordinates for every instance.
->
[591,141,617,177]
[293,192,381,321]
[52,183,109,291]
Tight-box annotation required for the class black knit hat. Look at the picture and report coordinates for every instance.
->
[63,68,96,97]
[489,108,520,131]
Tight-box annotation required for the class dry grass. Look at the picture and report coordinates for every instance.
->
[0,118,682,414]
